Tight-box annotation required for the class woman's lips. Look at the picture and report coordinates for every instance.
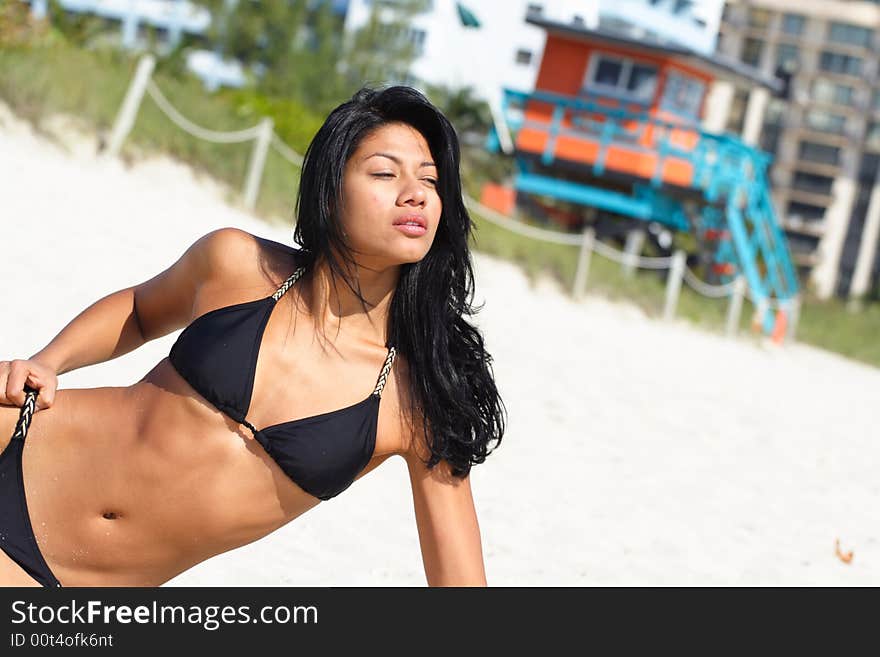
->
[393,223,427,236]
[393,214,427,236]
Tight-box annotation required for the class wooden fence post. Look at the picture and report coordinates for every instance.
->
[663,249,686,321]
[242,118,274,210]
[725,276,747,337]
[572,226,595,299]
[107,55,156,159]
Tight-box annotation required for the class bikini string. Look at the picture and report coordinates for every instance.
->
[12,384,39,442]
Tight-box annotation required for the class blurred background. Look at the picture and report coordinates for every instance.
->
[1,0,878,585]
[3,0,880,363]
[0,0,880,364]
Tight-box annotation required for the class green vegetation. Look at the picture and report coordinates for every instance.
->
[467,208,760,334]
[0,38,311,222]
[796,298,880,368]
[0,17,876,369]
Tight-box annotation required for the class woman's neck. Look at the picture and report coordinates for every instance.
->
[304,255,400,346]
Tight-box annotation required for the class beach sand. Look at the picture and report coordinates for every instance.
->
[2,102,878,585]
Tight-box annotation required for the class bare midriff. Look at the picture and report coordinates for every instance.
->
[0,358,325,587]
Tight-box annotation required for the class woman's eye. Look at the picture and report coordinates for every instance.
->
[372,173,437,185]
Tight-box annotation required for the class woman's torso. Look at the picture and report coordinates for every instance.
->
[0,236,412,586]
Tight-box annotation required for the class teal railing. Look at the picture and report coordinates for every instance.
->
[491,87,799,309]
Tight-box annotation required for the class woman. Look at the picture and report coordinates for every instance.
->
[0,85,505,587]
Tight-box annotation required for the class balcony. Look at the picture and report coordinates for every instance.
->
[781,217,826,237]
[499,87,771,194]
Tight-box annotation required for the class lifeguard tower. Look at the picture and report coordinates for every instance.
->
[486,9,799,334]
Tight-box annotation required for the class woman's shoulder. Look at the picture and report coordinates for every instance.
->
[196,227,306,290]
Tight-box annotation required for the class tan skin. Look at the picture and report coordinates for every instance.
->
[0,122,487,587]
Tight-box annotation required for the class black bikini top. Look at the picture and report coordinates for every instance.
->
[168,266,396,501]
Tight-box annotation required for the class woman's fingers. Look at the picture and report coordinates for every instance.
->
[5,360,31,406]
[28,372,56,411]
[0,361,9,405]
[1,359,57,409]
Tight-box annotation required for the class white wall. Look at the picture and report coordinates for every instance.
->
[343,0,599,114]
[597,0,725,56]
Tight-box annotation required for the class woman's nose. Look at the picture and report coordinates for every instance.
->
[399,179,427,206]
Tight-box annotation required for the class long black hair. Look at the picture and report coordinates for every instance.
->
[292,85,505,477]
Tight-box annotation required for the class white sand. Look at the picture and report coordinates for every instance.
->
[2,102,878,586]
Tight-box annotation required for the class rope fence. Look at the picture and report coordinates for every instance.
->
[683,267,737,298]
[145,80,264,143]
[270,132,305,167]
[106,54,801,342]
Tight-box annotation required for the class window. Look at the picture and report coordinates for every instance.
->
[726,88,749,134]
[761,99,786,154]
[785,231,821,254]
[775,43,799,71]
[375,23,427,56]
[798,140,841,165]
[741,38,763,67]
[526,3,543,16]
[873,89,880,111]
[764,98,786,126]
[672,0,690,14]
[586,54,659,103]
[747,8,771,29]
[409,28,427,56]
[859,152,880,180]
[812,79,855,106]
[792,171,834,196]
[866,123,880,150]
[515,49,532,65]
[760,123,782,154]
[457,2,480,28]
[781,13,805,35]
[804,109,847,134]
[722,4,733,23]
[660,72,706,117]
[819,51,863,76]
[627,64,658,97]
[828,22,873,49]
[594,58,623,86]
[787,201,826,222]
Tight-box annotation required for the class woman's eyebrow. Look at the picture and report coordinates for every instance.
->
[364,152,436,168]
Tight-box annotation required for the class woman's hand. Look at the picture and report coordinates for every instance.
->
[0,358,58,410]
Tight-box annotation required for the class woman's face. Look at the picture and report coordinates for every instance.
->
[338,121,442,268]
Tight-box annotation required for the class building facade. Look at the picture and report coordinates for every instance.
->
[598,0,725,56]
[718,0,880,300]
[341,0,598,121]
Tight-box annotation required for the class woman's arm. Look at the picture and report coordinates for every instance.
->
[403,446,488,587]
[30,233,211,375]
[2,228,232,408]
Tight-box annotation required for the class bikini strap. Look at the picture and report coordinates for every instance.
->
[272,266,306,301]
[12,386,39,442]
[372,347,397,397]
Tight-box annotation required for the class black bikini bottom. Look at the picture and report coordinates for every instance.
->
[0,387,62,587]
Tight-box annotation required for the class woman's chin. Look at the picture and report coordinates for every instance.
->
[402,250,431,265]
[386,244,432,265]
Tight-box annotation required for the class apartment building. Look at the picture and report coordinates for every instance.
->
[718,0,880,300]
